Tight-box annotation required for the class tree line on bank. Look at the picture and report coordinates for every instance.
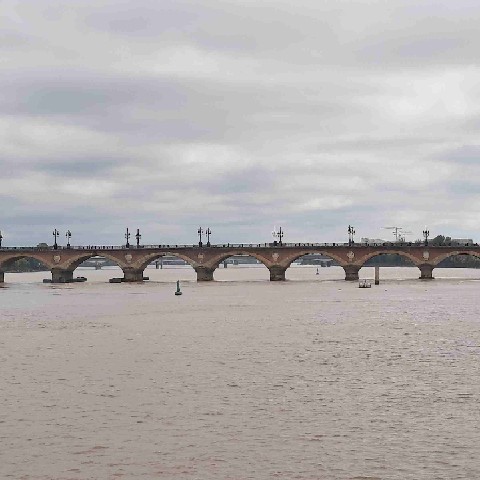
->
[4,258,48,273]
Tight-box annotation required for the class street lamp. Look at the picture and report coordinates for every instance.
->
[135,228,141,248]
[278,226,284,246]
[348,225,355,246]
[65,230,72,248]
[52,229,59,249]
[206,228,212,247]
[198,227,203,247]
[125,228,131,248]
[272,226,284,246]
[423,227,430,246]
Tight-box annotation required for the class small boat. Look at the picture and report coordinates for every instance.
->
[358,279,372,288]
[72,276,87,283]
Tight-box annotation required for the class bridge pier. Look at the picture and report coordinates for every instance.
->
[343,265,360,281]
[269,265,287,281]
[0,271,4,283]
[122,268,145,282]
[419,264,434,279]
[51,268,74,283]
[195,266,215,281]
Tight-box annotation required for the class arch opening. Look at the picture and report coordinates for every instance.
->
[285,253,343,281]
[435,252,480,279]
[139,253,196,282]
[209,250,270,269]
[214,254,269,282]
[139,252,196,272]
[67,253,126,283]
[0,255,50,283]
[361,252,418,280]
[73,254,124,270]
[363,253,416,267]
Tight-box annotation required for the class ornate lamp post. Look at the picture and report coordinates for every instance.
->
[198,227,203,247]
[0,230,3,248]
[65,230,72,248]
[277,226,284,246]
[272,226,284,246]
[206,227,212,247]
[125,228,131,248]
[423,227,430,247]
[135,228,141,248]
[348,225,355,246]
[53,228,59,250]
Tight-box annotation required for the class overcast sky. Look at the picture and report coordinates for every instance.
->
[1,0,479,246]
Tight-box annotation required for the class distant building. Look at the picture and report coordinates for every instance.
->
[225,255,259,265]
[451,238,474,246]
[361,238,387,244]
[295,254,334,266]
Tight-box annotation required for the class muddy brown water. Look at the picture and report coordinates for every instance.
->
[1,266,480,479]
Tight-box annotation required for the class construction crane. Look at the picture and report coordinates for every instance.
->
[383,226,412,242]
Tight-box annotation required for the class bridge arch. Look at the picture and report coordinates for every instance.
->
[432,250,480,267]
[281,250,346,269]
[63,252,128,271]
[199,250,270,281]
[0,254,51,283]
[204,250,271,269]
[0,253,53,271]
[357,250,421,267]
[283,251,344,281]
[137,252,197,272]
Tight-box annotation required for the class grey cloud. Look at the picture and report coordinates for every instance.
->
[358,35,467,64]
[203,167,275,195]
[435,145,480,165]
[36,156,121,177]
[0,31,34,48]
[83,0,332,54]
[448,181,480,195]
[0,72,187,116]
[1,0,480,245]
[77,0,480,67]
[0,69,372,147]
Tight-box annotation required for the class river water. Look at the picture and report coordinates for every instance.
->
[1,266,480,479]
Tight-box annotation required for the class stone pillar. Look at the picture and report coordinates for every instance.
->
[418,264,434,280]
[269,265,287,281]
[195,266,215,281]
[0,271,4,283]
[343,265,360,281]
[122,268,145,282]
[51,268,74,283]
[374,266,380,285]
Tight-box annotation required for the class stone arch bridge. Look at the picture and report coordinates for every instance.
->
[0,243,478,284]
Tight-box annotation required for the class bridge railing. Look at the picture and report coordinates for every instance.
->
[1,242,479,251]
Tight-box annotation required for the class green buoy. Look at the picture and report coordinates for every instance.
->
[175,280,182,296]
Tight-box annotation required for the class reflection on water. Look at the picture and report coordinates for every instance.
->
[1,266,480,479]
